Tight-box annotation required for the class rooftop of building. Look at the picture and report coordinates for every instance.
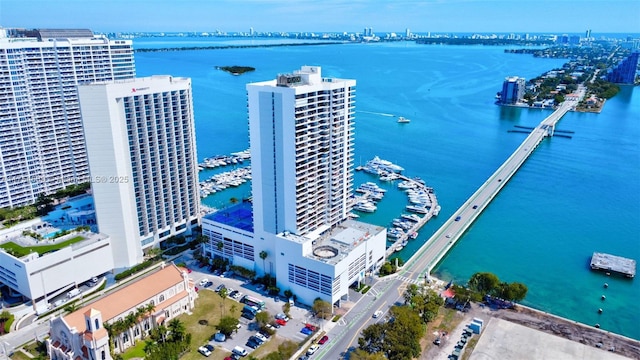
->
[63,263,187,332]
[203,201,254,233]
[281,219,385,266]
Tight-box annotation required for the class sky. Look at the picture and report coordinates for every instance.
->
[1,0,639,34]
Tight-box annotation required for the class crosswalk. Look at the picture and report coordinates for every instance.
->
[396,275,424,285]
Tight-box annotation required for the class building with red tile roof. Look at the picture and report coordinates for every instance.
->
[46,263,196,360]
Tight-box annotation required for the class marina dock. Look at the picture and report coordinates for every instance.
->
[590,252,636,278]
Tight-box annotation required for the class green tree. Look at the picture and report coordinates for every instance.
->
[219,287,228,317]
[503,282,528,302]
[384,306,424,360]
[312,298,332,320]
[468,272,500,295]
[358,322,387,354]
[350,348,387,360]
[216,316,239,337]
[255,311,272,327]
[259,250,268,274]
[167,318,186,342]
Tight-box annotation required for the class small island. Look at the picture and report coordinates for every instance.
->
[215,65,255,75]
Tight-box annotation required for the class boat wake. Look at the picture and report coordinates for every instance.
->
[357,110,395,117]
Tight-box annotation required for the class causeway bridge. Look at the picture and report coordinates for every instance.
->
[398,90,584,282]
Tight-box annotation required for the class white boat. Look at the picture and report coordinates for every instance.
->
[406,205,428,214]
[402,214,421,222]
[354,202,377,213]
[367,156,404,173]
[357,182,386,193]
[397,116,411,123]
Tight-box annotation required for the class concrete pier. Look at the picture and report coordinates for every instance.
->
[590,252,636,278]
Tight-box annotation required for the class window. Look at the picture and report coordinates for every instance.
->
[159,294,165,302]
[94,319,100,329]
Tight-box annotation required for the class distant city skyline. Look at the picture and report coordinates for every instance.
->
[2,0,639,34]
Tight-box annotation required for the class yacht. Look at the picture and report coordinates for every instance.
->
[406,205,428,214]
[397,116,411,123]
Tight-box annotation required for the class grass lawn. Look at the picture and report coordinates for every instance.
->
[0,235,85,257]
[9,351,32,360]
[178,289,243,360]
[122,338,147,359]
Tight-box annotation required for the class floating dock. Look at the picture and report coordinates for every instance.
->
[590,252,636,278]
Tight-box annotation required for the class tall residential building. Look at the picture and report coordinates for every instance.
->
[202,66,386,307]
[500,76,526,105]
[0,28,135,208]
[248,66,355,237]
[607,52,639,84]
[78,76,200,269]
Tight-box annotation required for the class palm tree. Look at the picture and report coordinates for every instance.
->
[143,303,156,335]
[125,312,137,346]
[135,306,147,338]
[259,250,268,275]
[168,318,186,342]
[219,287,228,317]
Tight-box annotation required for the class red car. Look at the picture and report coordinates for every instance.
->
[275,318,287,326]
[305,323,317,331]
[318,335,329,345]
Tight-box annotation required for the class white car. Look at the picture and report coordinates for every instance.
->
[307,344,319,355]
[232,291,243,300]
[199,278,209,287]
[254,332,268,342]
[198,346,211,357]
[373,310,383,318]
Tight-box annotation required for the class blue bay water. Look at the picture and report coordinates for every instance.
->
[134,41,640,339]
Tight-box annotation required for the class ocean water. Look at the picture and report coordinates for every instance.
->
[134,40,640,339]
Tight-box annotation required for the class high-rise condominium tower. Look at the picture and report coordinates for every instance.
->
[78,76,200,268]
[0,28,135,208]
[247,66,356,238]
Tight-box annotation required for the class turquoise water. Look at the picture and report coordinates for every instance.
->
[134,41,640,339]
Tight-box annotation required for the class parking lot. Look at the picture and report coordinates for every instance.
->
[176,254,326,357]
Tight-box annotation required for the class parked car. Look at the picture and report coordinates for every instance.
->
[199,278,210,287]
[204,344,214,352]
[306,344,319,356]
[254,332,268,342]
[246,339,260,349]
[198,346,212,357]
[229,290,239,298]
[275,318,287,326]
[213,269,222,276]
[232,291,243,300]
[455,216,461,221]
[318,335,329,345]
[232,346,248,357]
[215,284,226,292]
[241,311,255,320]
[249,335,265,344]
[305,323,317,331]
[373,310,383,318]
[204,281,213,288]
[300,327,313,335]
[275,313,289,321]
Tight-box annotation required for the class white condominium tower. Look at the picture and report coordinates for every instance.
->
[247,66,356,237]
[0,28,135,208]
[78,76,200,268]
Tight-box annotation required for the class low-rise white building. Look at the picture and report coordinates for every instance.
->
[47,263,196,360]
[0,232,113,312]
[202,203,386,306]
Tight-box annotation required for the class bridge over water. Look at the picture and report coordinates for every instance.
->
[399,90,584,281]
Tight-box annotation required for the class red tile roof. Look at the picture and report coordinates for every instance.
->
[64,263,187,332]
